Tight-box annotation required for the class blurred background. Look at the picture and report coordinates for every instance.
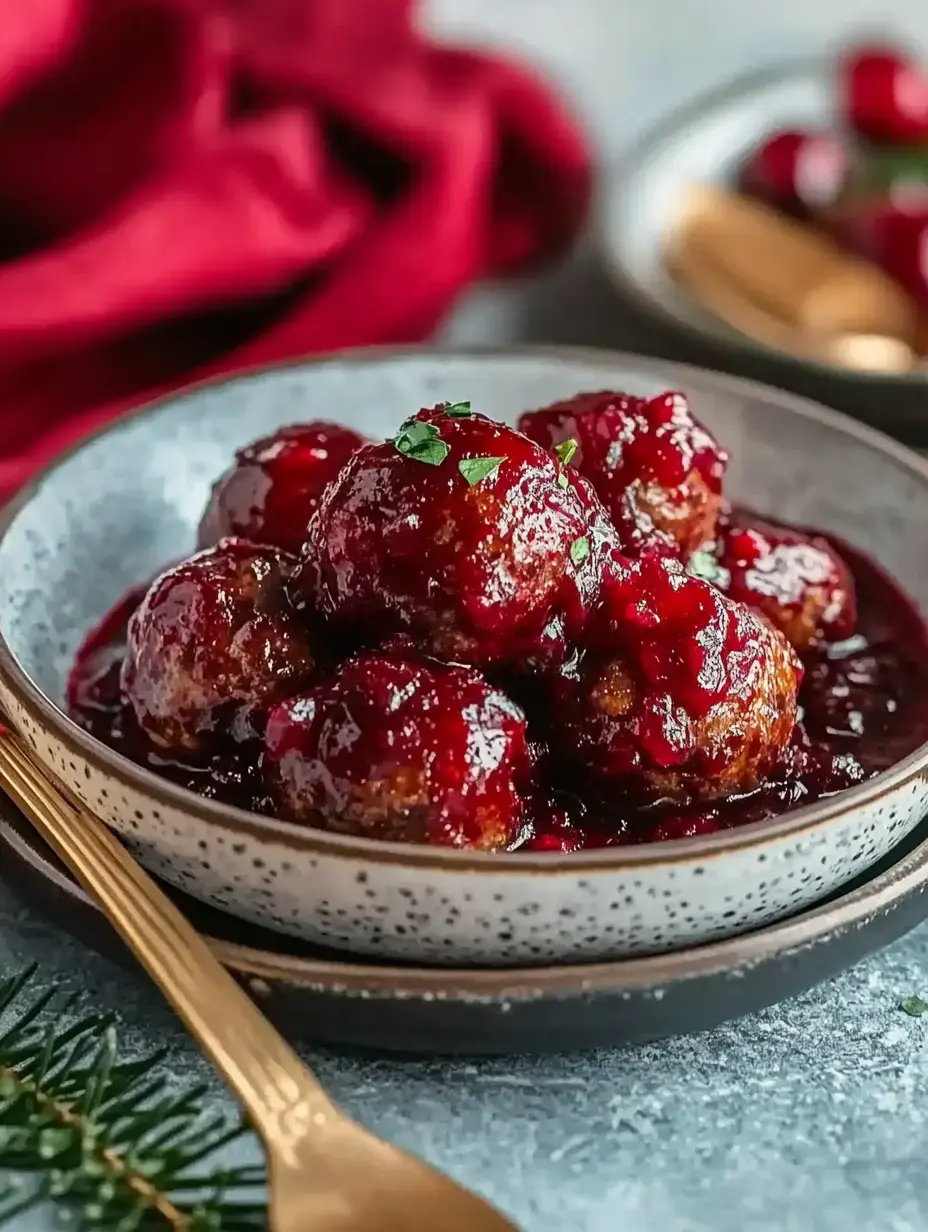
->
[431,0,928,355]
[6,0,928,495]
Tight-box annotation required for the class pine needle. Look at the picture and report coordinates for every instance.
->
[0,967,266,1229]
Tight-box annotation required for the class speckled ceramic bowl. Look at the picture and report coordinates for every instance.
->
[1,347,928,968]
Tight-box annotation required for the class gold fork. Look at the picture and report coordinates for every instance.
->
[0,727,519,1232]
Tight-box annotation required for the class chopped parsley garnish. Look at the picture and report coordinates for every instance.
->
[459,456,505,486]
[687,546,728,588]
[443,401,472,418]
[557,472,570,490]
[554,438,579,466]
[900,995,928,1017]
[569,536,590,566]
[393,419,450,466]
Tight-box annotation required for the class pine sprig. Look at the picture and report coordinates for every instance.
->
[0,967,267,1229]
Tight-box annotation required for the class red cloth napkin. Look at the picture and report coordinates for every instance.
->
[0,0,590,499]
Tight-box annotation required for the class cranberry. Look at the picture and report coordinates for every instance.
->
[739,130,849,217]
[518,390,727,558]
[839,199,928,306]
[265,642,531,849]
[841,44,928,143]
[198,422,367,555]
[298,403,615,668]
[553,556,802,801]
[716,516,856,651]
[122,539,317,753]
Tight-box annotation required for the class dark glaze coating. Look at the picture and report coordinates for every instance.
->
[121,539,318,753]
[65,377,928,856]
[198,422,368,555]
[526,536,928,850]
[550,554,802,801]
[518,390,728,557]
[706,514,857,652]
[298,404,616,668]
[67,522,928,849]
[265,641,531,850]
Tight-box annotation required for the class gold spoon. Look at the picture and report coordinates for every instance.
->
[667,184,919,374]
[0,726,519,1232]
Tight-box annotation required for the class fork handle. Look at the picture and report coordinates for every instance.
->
[0,729,337,1151]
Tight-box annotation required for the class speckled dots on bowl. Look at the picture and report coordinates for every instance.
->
[1,347,927,967]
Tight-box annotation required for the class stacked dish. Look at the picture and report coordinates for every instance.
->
[2,348,928,1049]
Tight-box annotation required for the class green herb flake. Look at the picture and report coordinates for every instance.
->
[554,438,579,467]
[557,472,569,490]
[442,400,472,418]
[900,995,928,1017]
[459,456,506,487]
[687,547,729,589]
[393,419,450,467]
[569,536,591,566]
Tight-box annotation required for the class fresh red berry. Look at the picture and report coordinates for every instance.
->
[841,45,928,143]
[739,129,849,217]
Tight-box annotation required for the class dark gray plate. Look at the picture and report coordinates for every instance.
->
[4,795,928,1055]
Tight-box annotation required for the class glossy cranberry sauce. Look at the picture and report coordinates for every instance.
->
[67,524,928,852]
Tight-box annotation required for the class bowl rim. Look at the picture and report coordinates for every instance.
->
[598,56,928,389]
[2,342,928,874]
[6,795,928,995]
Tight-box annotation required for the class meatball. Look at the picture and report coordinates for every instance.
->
[122,539,317,753]
[297,402,617,668]
[265,643,531,849]
[198,422,367,555]
[518,389,728,557]
[714,516,856,651]
[553,554,802,801]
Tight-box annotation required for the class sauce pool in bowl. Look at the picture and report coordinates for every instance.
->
[67,527,928,852]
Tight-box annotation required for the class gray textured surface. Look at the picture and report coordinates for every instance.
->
[5,879,928,1232]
